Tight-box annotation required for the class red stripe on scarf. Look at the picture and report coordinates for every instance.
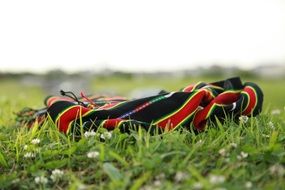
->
[193,91,240,130]
[57,106,90,133]
[242,86,257,115]
[156,90,207,129]
[103,118,124,130]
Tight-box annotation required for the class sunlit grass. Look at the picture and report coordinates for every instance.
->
[0,77,284,189]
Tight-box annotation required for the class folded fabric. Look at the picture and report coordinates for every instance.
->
[16,77,263,134]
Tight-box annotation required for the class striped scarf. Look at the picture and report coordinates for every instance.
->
[17,77,263,134]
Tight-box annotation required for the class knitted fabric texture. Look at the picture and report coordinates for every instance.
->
[16,77,263,134]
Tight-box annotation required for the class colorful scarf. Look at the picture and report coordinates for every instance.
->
[16,77,263,134]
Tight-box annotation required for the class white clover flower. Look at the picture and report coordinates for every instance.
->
[218,148,227,157]
[24,152,35,158]
[31,138,40,145]
[245,181,253,189]
[35,176,48,185]
[239,115,249,124]
[50,169,64,182]
[23,145,28,150]
[11,179,20,184]
[84,130,96,138]
[209,174,225,184]
[100,132,112,140]
[271,109,281,115]
[174,171,188,182]
[230,143,237,148]
[193,182,203,189]
[269,164,285,177]
[268,121,275,129]
[87,151,100,158]
[153,179,162,187]
[196,139,204,145]
[241,151,248,158]
[237,151,248,160]
[262,134,270,138]
[77,184,88,190]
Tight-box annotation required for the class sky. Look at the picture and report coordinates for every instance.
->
[1,0,285,73]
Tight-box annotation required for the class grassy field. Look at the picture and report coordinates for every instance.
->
[0,76,285,190]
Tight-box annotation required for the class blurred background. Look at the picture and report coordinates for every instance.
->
[0,0,285,110]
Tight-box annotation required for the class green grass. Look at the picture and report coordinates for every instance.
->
[0,77,285,190]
